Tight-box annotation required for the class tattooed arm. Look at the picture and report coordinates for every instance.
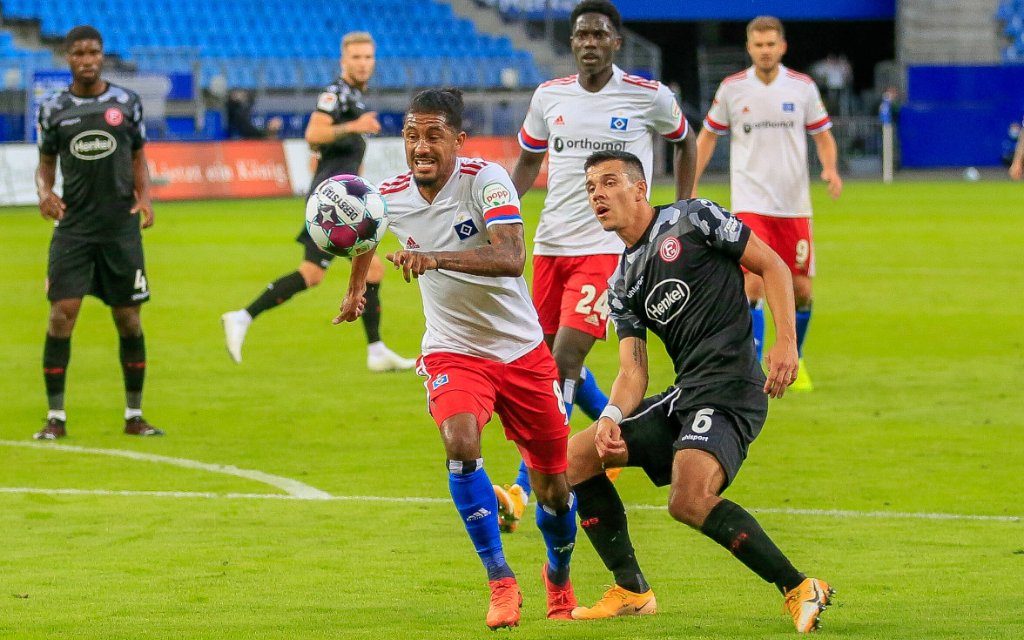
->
[385,222,526,282]
[593,336,650,461]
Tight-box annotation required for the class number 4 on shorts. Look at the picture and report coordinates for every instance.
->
[134,269,148,293]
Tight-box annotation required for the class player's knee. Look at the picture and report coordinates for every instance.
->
[366,255,384,283]
[48,302,80,335]
[667,489,715,529]
[793,278,813,307]
[532,475,571,513]
[551,344,587,381]
[298,263,325,287]
[438,416,481,461]
[112,310,142,337]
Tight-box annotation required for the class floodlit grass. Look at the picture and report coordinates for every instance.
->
[1,180,1021,639]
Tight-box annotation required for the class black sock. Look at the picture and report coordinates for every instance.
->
[245,271,308,319]
[119,334,146,409]
[362,282,382,344]
[43,334,71,412]
[700,499,805,593]
[573,474,650,593]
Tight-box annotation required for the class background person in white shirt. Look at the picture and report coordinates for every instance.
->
[693,15,842,391]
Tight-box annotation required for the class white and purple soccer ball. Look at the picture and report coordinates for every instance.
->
[305,174,389,257]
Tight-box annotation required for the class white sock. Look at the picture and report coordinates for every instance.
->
[562,378,576,405]
[47,410,67,422]
[125,408,143,420]
[235,309,252,323]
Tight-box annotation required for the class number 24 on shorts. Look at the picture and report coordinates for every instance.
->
[575,284,610,319]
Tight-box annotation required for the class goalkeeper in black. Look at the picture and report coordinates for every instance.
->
[34,25,162,440]
[566,150,832,633]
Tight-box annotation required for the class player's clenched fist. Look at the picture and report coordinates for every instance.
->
[38,192,66,221]
[386,250,438,282]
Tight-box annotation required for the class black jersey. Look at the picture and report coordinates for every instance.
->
[608,198,764,388]
[37,82,146,237]
[309,78,368,192]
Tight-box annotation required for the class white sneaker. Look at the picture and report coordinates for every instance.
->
[366,344,416,372]
[221,310,251,363]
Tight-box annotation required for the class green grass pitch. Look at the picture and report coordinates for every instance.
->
[1,181,1021,639]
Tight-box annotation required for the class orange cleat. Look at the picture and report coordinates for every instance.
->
[542,563,577,620]
[486,577,522,630]
[571,584,656,620]
[783,578,834,633]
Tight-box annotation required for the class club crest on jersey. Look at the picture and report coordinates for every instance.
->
[104,108,123,126]
[659,236,682,262]
[610,117,629,131]
[432,374,449,389]
[453,216,479,240]
[645,279,691,325]
[316,92,338,111]
[782,102,795,112]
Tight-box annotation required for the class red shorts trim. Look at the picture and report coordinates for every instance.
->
[735,213,814,277]
[419,343,570,473]
[532,254,620,339]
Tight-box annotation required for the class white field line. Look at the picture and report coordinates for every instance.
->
[0,486,1018,523]
[0,440,331,499]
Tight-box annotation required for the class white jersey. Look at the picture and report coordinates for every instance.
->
[378,158,542,363]
[703,65,832,218]
[519,65,688,256]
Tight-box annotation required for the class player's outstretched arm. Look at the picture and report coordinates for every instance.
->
[386,222,525,281]
[131,149,154,228]
[691,129,719,197]
[740,233,798,398]
[35,153,65,221]
[594,337,649,461]
[333,249,376,324]
[305,111,380,146]
[812,130,843,200]
[511,149,545,197]
[672,126,698,200]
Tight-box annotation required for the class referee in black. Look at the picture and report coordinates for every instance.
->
[34,25,162,440]
[222,32,414,372]
[566,150,833,632]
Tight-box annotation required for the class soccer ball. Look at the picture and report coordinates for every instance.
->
[305,174,388,257]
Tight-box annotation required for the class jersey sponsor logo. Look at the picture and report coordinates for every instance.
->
[644,278,691,325]
[553,115,565,125]
[659,236,682,262]
[551,136,626,154]
[610,117,629,131]
[743,120,796,134]
[69,130,117,160]
[453,216,480,240]
[482,181,512,208]
[782,102,795,112]
[316,91,338,111]
[104,107,124,126]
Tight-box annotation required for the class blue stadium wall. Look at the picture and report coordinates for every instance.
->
[900,66,1024,167]
[613,0,894,21]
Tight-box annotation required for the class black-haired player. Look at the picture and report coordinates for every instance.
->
[566,150,833,632]
[221,32,414,371]
[34,25,162,440]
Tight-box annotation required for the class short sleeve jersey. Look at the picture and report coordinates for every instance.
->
[36,82,146,236]
[310,78,368,192]
[703,65,831,218]
[378,158,543,363]
[519,65,688,256]
[608,198,764,388]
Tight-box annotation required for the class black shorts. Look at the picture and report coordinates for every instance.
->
[620,379,768,490]
[47,231,150,306]
[295,226,338,269]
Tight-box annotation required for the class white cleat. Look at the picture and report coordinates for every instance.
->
[221,310,251,364]
[367,344,416,372]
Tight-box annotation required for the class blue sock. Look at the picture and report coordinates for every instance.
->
[795,303,812,357]
[448,459,514,581]
[574,367,608,420]
[750,301,765,363]
[513,459,532,497]
[536,491,577,585]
